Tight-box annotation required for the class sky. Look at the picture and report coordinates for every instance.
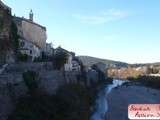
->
[2,0,160,63]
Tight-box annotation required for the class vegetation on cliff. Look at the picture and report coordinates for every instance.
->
[8,84,95,120]
[8,70,96,120]
[7,66,114,120]
[11,21,19,54]
[53,51,68,70]
[128,75,160,89]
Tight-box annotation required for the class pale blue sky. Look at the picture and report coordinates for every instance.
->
[2,0,160,63]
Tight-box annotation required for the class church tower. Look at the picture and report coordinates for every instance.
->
[29,9,33,21]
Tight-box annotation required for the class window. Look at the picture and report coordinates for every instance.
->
[20,41,25,47]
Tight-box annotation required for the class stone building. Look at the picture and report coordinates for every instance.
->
[54,47,73,71]
[54,47,81,72]
[19,39,41,61]
[44,43,54,57]
[72,60,81,71]
[13,10,47,60]
[0,0,14,63]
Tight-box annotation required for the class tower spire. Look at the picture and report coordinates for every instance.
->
[29,9,33,21]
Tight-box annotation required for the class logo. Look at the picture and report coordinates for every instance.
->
[128,104,160,119]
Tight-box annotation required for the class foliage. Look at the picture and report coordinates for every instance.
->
[7,84,94,120]
[11,21,19,53]
[53,52,68,70]
[22,71,39,95]
[128,75,160,89]
[107,67,145,79]
[0,37,11,63]
[0,16,3,31]
[17,53,29,62]
[0,37,11,52]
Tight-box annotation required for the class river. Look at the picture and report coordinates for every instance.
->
[91,79,126,120]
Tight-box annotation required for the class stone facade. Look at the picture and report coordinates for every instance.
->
[54,47,77,71]
[19,39,41,61]
[44,43,54,57]
[12,11,47,60]
[72,60,81,71]
[13,16,47,50]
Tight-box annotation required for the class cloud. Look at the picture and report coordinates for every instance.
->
[73,9,128,24]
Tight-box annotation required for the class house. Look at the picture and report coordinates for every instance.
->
[54,47,73,71]
[54,47,80,71]
[72,60,81,71]
[19,39,41,61]
[44,43,54,57]
[13,10,47,61]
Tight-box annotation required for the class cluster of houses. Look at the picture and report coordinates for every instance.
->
[54,46,81,72]
[0,0,82,72]
[0,0,110,86]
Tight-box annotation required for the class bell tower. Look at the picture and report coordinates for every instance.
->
[29,9,33,21]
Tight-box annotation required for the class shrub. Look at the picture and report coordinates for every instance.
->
[7,84,94,120]
[53,52,68,70]
[17,53,29,62]
[22,71,39,95]
[128,75,160,89]
[11,21,19,53]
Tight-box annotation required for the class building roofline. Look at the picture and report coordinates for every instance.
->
[13,16,46,31]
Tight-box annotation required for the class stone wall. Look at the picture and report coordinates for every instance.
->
[0,1,11,37]
[0,1,12,63]
[22,20,46,50]
[13,17,47,50]
[0,62,66,120]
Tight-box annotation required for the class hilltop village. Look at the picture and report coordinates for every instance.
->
[0,0,85,72]
[0,1,109,120]
[1,1,160,120]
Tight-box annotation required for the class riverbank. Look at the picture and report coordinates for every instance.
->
[106,84,160,120]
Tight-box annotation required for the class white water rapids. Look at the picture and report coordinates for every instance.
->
[91,79,126,120]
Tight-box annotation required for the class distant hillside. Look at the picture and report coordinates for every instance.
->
[78,56,128,68]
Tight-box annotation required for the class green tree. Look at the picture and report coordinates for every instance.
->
[53,52,68,70]
[11,21,19,54]
[23,71,39,95]
[0,37,11,63]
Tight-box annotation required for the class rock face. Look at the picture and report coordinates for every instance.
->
[0,62,82,120]
[0,1,13,63]
[0,1,11,37]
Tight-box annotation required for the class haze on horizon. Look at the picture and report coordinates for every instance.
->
[2,0,160,64]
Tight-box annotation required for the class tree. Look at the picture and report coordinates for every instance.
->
[0,37,11,63]
[23,71,39,95]
[11,21,19,54]
[53,51,68,70]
